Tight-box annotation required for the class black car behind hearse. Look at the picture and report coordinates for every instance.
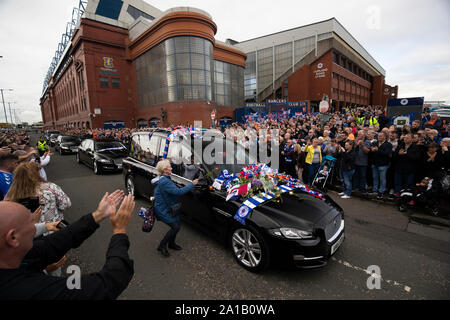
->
[123,129,345,272]
[77,138,128,174]
[55,136,81,155]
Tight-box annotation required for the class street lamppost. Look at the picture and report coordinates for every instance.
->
[7,101,17,126]
[0,88,13,125]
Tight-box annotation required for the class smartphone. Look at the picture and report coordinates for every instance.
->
[18,197,40,213]
[56,221,68,229]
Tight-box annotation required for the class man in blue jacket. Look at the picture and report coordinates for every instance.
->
[0,153,19,201]
[152,160,198,257]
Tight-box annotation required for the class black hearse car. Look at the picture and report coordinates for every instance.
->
[77,138,128,174]
[123,129,344,272]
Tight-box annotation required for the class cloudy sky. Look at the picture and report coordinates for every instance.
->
[0,0,449,124]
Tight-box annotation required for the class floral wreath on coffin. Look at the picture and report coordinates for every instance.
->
[211,163,325,225]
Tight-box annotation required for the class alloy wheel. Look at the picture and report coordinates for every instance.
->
[126,176,135,196]
[232,228,262,268]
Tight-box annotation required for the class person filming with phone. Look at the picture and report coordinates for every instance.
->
[0,190,135,300]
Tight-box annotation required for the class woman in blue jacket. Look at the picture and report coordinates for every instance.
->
[152,160,198,257]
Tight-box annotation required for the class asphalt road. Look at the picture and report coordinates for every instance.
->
[40,136,450,300]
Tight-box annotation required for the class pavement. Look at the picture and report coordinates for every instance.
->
[31,133,450,299]
[328,187,450,243]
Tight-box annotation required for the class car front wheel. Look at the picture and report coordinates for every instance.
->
[93,161,101,175]
[230,225,269,272]
[126,175,137,197]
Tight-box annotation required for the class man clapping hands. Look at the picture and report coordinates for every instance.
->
[0,190,135,300]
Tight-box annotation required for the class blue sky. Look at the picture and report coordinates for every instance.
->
[0,0,449,123]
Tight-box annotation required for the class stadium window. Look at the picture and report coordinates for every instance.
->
[100,77,109,88]
[333,52,339,64]
[78,70,84,90]
[112,78,120,88]
[283,80,288,98]
[72,80,76,98]
[127,5,155,21]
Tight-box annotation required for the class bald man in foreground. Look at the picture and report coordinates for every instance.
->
[0,190,135,300]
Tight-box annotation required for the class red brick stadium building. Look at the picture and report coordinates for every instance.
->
[40,1,397,129]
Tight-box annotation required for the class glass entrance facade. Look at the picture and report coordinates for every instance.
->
[136,36,214,107]
[136,36,244,108]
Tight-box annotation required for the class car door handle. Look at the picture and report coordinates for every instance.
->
[212,207,232,218]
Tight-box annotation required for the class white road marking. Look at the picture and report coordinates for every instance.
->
[331,257,412,293]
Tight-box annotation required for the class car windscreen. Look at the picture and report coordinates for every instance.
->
[50,134,59,139]
[95,141,126,152]
[199,137,257,178]
[61,137,80,143]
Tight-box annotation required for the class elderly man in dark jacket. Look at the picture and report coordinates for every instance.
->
[0,191,135,300]
[370,132,393,199]
[393,134,421,195]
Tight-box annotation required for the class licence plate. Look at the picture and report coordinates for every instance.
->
[331,233,344,255]
[117,164,122,169]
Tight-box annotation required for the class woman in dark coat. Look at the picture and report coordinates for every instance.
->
[339,141,356,199]
[294,143,306,182]
[152,160,198,257]
[421,143,445,180]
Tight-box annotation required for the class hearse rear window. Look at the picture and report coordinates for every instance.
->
[131,134,159,165]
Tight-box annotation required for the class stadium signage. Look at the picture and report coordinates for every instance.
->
[313,62,328,79]
[288,101,307,107]
[267,99,287,104]
[100,57,119,74]
[103,57,114,69]
[245,103,266,107]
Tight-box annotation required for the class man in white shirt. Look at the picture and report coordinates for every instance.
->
[22,147,52,181]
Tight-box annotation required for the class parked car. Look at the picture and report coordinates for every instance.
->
[55,136,81,155]
[77,138,128,174]
[49,133,61,147]
[122,129,345,272]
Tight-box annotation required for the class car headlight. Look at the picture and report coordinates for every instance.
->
[61,146,69,149]
[270,228,314,239]
[98,159,111,163]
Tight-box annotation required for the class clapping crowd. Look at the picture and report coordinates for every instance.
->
[224,106,450,200]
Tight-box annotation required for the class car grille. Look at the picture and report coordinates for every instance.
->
[325,214,343,242]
